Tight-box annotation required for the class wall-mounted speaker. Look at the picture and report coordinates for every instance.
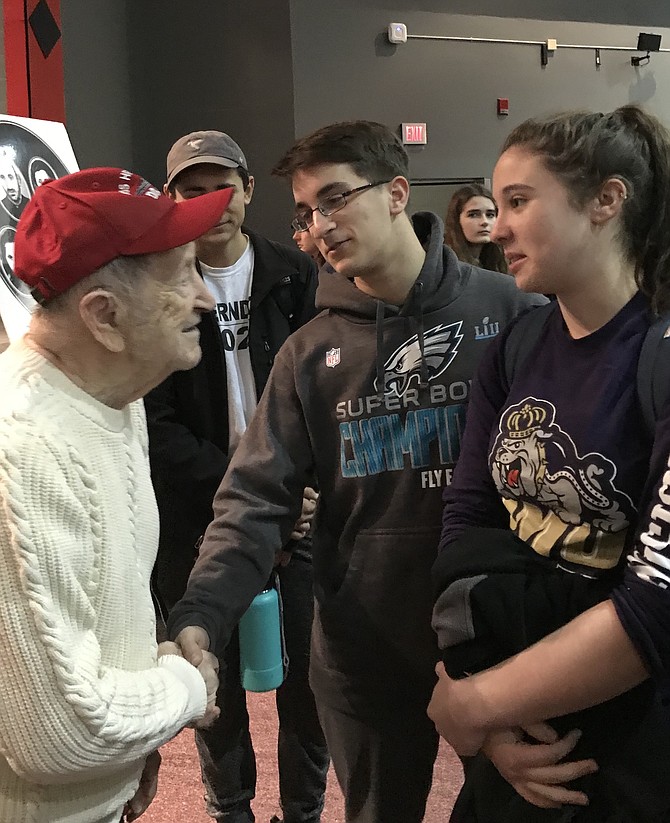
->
[636,33,662,52]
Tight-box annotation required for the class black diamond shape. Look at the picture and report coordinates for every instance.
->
[29,0,62,60]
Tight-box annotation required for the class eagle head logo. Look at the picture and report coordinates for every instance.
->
[375,321,463,397]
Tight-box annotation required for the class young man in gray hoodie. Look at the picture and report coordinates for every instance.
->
[168,121,545,823]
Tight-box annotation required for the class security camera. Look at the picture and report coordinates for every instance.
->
[388,23,407,44]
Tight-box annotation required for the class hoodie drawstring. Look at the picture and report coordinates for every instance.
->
[412,281,429,391]
[376,299,385,398]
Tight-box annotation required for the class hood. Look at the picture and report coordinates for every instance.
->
[314,211,465,320]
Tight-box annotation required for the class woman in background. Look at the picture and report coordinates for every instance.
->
[444,183,507,273]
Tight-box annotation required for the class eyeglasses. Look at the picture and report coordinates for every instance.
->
[291,180,391,232]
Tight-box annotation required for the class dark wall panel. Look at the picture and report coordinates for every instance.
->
[61,0,296,243]
[124,1,296,244]
[291,2,670,198]
[61,0,134,170]
[344,0,670,27]
[57,0,670,239]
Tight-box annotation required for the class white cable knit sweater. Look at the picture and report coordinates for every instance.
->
[0,340,207,823]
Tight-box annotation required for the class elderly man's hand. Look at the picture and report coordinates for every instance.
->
[289,486,319,542]
[122,750,161,821]
[483,725,597,809]
[156,640,181,658]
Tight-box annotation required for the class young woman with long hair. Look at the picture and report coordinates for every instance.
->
[444,183,507,273]
[429,105,670,822]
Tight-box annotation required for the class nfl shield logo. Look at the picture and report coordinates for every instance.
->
[326,347,341,368]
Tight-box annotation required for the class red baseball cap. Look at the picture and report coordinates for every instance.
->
[14,166,234,304]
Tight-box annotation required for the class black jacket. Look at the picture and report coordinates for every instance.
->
[146,228,318,610]
[434,527,670,823]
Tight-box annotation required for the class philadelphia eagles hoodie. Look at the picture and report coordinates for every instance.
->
[168,212,545,692]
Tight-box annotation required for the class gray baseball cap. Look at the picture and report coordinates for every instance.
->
[166,130,248,187]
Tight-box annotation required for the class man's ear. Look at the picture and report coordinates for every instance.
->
[388,176,410,215]
[244,175,255,206]
[78,289,127,353]
[590,177,628,226]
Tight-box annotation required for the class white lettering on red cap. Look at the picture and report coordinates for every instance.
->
[117,172,161,198]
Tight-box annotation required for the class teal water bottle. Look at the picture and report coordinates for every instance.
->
[238,582,285,692]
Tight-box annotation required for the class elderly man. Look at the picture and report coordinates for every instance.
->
[0,167,232,823]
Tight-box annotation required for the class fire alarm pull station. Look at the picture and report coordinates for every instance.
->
[497,98,510,116]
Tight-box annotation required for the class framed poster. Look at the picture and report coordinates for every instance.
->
[0,113,78,342]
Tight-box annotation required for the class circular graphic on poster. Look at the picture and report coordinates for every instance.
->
[28,156,59,194]
[0,226,32,309]
[0,121,69,309]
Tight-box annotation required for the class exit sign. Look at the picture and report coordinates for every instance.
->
[401,123,427,144]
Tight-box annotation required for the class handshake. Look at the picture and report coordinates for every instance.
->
[158,626,219,728]
[156,486,320,729]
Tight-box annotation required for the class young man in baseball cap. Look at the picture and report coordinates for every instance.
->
[145,133,327,823]
[0,167,232,823]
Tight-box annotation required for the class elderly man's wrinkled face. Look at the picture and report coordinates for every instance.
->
[123,243,215,381]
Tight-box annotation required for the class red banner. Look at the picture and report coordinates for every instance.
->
[3,0,64,122]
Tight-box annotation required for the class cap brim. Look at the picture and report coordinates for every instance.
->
[123,186,234,256]
[166,155,244,187]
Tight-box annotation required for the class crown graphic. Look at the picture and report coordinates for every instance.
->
[504,402,548,439]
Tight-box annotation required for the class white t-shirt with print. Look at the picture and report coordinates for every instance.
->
[201,239,257,452]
